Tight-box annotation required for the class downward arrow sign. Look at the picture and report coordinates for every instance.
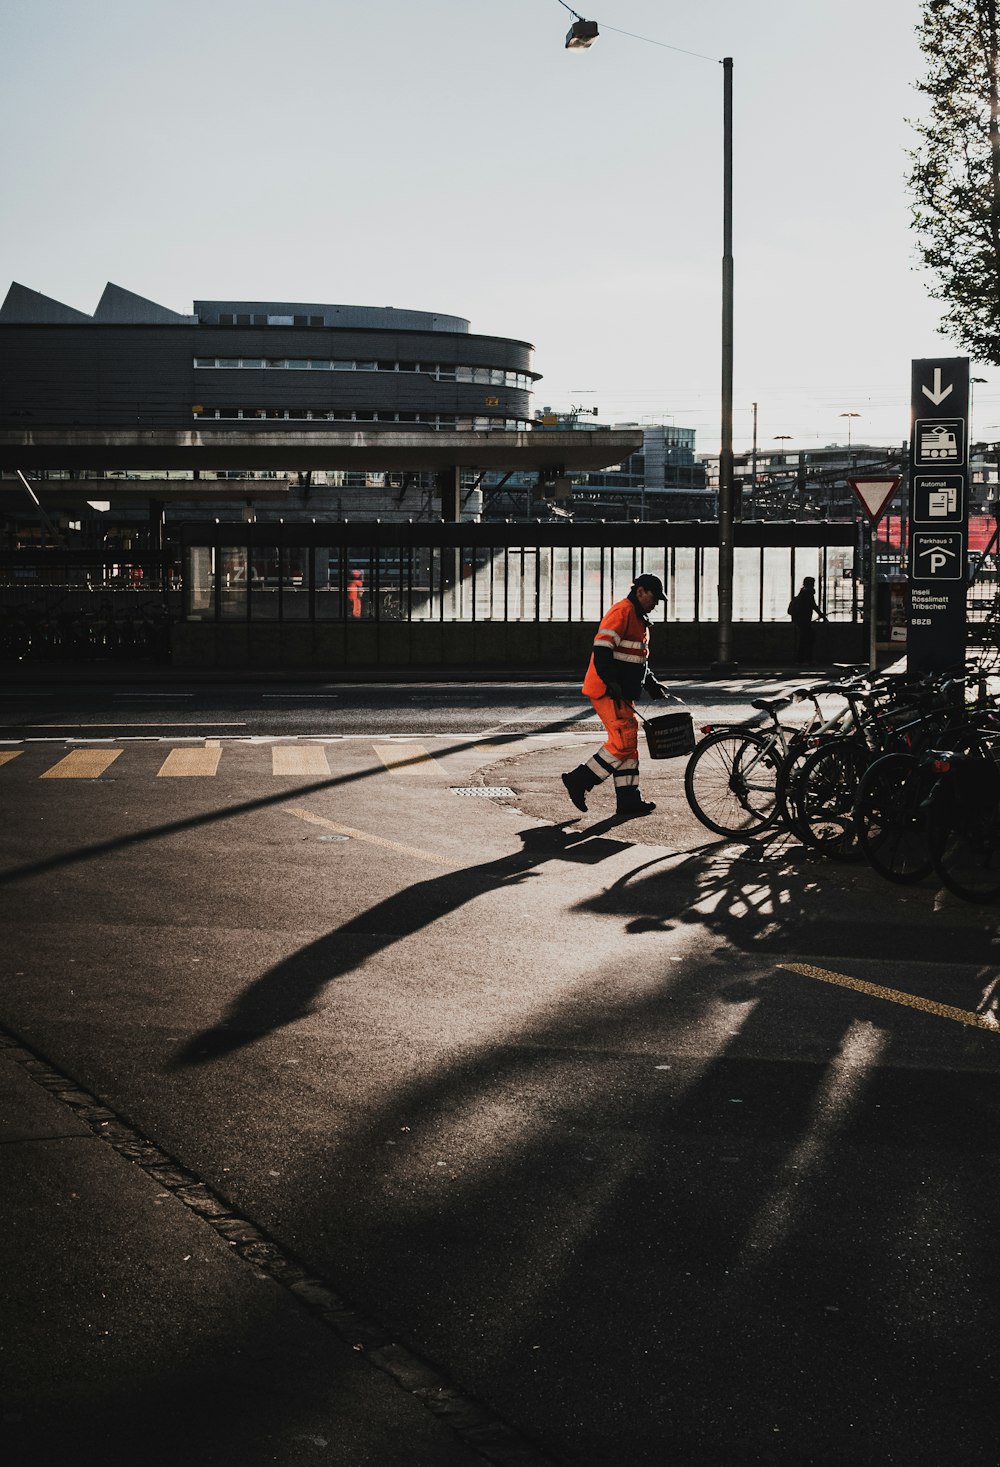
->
[922,367,953,405]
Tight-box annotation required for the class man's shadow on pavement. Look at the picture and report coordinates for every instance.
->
[168,819,634,1068]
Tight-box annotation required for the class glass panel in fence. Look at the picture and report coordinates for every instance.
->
[826,546,857,619]
[699,547,719,622]
[218,547,249,620]
[408,546,434,622]
[345,550,374,620]
[185,547,213,619]
[315,547,343,620]
[250,546,281,620]
[580,546,606,624]
[376,551,404,621]
[666,547,698,621]
[281,546,310,621]
[759,546,791,622]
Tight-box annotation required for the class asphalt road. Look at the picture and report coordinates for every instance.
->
[2,678,999,1466]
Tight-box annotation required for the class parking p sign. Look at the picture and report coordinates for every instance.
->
[911,531,964,581]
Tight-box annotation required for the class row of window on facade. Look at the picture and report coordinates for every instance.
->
[191,408,533,430]
[193,358,533,389]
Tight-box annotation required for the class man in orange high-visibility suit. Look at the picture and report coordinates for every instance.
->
[562,573,669,818]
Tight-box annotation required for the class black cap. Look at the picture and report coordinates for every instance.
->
[633,573,664,601]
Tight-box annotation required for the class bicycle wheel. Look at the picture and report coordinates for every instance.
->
[928,762,1000,903]
[683,729,781,836]
[776,733,842,841]
[854,752,936,884]
[790,737,868,861]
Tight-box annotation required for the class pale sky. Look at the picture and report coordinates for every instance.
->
[2,0,994,454]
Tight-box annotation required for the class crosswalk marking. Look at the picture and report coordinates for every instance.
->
[40,749,123,779]
[5,738,502,781]
[373,742,439,773]
[272,745,331,777]
[157,747,222,778]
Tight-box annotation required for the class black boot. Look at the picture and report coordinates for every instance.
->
[561,764,600,812]
[615,787,656,818]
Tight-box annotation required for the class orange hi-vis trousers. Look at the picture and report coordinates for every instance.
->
[585,694,640,790]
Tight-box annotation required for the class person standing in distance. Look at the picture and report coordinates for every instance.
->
[788,575,827,663]
[561,572,670,818]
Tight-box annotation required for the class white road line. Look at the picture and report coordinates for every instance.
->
[285,806,454,866]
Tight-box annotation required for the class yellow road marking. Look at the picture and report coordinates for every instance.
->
[157,746,222,777]
[0,751,22,767]
[781,962,999,1032]
[285,806,454,867]
[40,749,123,780]
[272,745,330,777]
[373,742,439,773]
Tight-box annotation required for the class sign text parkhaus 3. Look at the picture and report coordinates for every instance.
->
[908,357,970,673]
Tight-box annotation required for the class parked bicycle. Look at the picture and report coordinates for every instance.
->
[683,670,868,838]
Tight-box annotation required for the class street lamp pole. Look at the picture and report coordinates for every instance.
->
[716,55,736,670]
[562,9,736,670]
[839,410,860,452]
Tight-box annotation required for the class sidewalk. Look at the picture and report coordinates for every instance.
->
[0,1037,540,1467]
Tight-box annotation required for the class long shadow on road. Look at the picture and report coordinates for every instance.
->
[167,819,638,1066]
[164,823,1000,1464]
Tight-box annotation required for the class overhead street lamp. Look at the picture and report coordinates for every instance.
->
[559,4,736,671]
[839,411,860,450]
[565,16,599,47]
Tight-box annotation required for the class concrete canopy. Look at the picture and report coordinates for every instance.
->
[0,427,643,476]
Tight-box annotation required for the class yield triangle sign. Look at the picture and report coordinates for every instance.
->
[848,476,901,525]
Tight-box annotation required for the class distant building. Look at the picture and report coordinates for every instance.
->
[0,281,538,437]
[486,410,710,520]
[0,280,541,525]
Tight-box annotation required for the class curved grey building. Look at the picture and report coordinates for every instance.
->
[0,282,539,434]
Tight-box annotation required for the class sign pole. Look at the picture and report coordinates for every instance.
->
[869,524,877,671]
[848,476,902,671]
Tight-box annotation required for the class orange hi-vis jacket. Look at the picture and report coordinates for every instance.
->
[582,593,651,701]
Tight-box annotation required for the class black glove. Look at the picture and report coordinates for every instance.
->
[603,679,624,703]
[646,677,669,701]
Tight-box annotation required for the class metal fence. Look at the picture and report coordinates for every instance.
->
[180,520,862,627]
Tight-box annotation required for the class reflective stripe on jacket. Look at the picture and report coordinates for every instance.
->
[581,593,651,700]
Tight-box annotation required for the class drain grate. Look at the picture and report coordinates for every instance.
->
[450,785,515,797]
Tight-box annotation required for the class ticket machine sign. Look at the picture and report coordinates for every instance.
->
[912,474,964,525]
